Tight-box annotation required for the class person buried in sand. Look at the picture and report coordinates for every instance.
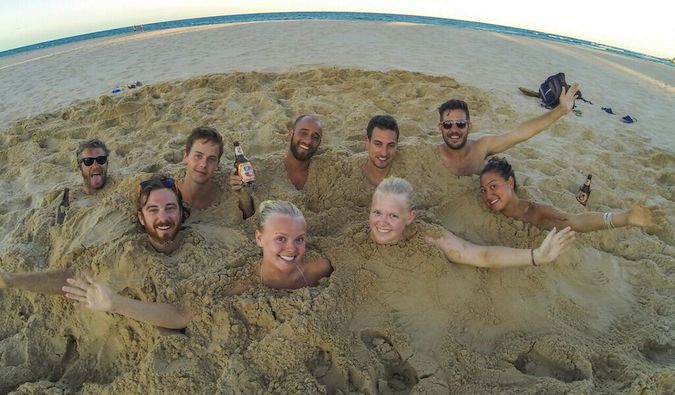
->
[284,115,324,190]
[436,83,579,176]
[179,126,254,218]
[0,174,190,318]
[479,157,664,233]
[370,177,576,268]
[77,138,110,194]
[59,175,193,329]
[254,200,333,289]
[362,115,399,186]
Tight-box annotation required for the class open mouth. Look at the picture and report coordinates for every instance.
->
[375,226,391,233]
[279,255,297,263]
[299,143,311,150]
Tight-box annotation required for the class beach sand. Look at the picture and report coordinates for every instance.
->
[0,20,673,394]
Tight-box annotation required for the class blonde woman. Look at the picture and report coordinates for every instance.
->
[370,177,575,268]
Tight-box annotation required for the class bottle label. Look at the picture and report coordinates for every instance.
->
[235,146,244,156]
[237,162,255,184]
[576,191,588,206]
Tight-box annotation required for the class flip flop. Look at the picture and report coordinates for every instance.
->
[601,107,614,114]
[621,115,637,123]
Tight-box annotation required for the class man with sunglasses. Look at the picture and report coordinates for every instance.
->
[60,175,192,329]
[77,138,110,194]
[436,84,579,176]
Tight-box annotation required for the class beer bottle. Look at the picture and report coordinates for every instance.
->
[233,141,256,186]
[576,174,592,206]
[55,188,70,225]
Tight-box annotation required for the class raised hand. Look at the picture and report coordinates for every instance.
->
[558,83,580,114]
[534,227,576,265]
[62,274,116,312]
[627,196,663,228]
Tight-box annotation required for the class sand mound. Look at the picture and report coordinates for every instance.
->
[1,68,673,394]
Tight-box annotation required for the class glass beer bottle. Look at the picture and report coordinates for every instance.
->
[55,187,70,225]
[233,141,256,186]
[576,174,592,206]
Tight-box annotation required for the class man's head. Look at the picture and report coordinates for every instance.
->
[437,99,472,150]
[365,115,399,170]
[77,139,110,194]
[137,175,190,251]
[183,126,223,184]
[288,115,323,162]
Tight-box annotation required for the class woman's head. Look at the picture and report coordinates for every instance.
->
[369,177,416,245]
[255,200,307,273]
[479,157,517,211]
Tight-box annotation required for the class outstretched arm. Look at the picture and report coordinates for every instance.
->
[481,83,579,156]
[425,227,575,268]
[229,169,255,219]
[532,197,663,233]
[63,275,191,329]
[0,268,73,295]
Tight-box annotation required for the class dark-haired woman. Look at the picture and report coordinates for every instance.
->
[479,157,662,233]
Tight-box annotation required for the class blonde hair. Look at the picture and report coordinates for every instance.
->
[257,200,305,229]
[374,177,414,210]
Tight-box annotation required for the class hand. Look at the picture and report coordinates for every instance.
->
[627,196,663,228]
[424,229,452,251]
[62,274,116,312]
[558,83,580,114]
[229,169,244,193]
[533,227,575,265]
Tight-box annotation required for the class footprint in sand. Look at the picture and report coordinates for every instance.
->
[514,344,590,383]
[360,329,418,393]
[640,339,675,366]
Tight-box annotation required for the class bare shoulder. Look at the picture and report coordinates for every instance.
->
[302,256,334,285]
[528,201,569,227]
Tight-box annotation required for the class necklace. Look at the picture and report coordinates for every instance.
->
[258,259,309,288]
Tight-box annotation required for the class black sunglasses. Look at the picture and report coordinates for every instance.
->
[80,156,108,166]
[139,176,176,190]
[441,120,468,130]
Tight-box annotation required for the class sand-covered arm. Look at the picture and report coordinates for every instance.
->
[0,268,73,295]
[481,83,578,156]
[425,227,575,268]
[63,274,191,329]
[229,169,255,219]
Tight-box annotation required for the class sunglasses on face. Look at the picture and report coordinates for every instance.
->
[79,156,108,166]
[139,176,176,190]
[441,120,468,130]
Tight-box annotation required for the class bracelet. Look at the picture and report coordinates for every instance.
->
[603,212,616,229]
[531,249,538,266]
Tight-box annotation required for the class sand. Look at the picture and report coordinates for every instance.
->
[0,20,674,394]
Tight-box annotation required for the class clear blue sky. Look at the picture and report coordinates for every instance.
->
[1,0,673,58]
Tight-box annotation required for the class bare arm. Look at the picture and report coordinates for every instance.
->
[481,84,578,155]
[0,268,73,295]
[229,169,255,219]
[63,275,191,329]
[425,227,575,268]
[532,197,662,233]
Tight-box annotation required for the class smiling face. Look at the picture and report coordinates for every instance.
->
[138,188,182,247]
[439,109,471,150]
[365,127,398,170]
[289,117,322,161]
[369,191,415,245]
[183,138,220,184]
[256,214,307,274]
[479,171,516,212]
[78,147,108,193]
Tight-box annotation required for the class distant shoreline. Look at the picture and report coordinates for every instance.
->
[1,11,673,67]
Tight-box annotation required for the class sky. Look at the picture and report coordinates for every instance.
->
[0,0,673,58]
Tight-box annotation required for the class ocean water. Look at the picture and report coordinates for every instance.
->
[1,12,672,67]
